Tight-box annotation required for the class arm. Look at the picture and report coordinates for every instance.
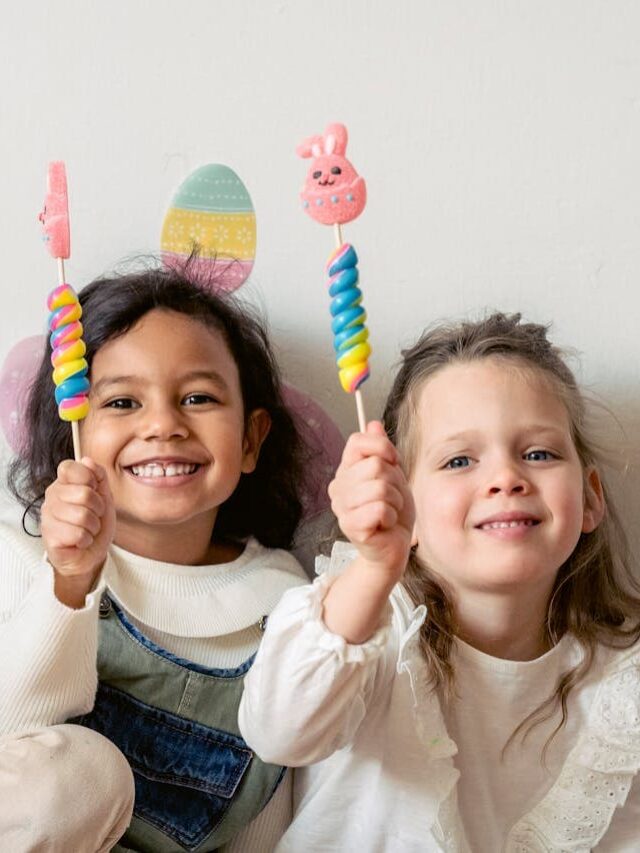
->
[239,422,414,765]
[0,458,115,734]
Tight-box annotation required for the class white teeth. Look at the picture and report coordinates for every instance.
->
[130,463,197,478]
[481,520,535,530]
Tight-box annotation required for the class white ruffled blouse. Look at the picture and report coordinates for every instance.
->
[239,542,640,852]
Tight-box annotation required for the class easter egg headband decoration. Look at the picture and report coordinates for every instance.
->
[39,162,89,461]
[297,123,370,432]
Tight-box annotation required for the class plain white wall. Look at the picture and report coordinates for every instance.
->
[2,0,640,529]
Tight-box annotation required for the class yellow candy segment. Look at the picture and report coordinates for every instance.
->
[338,363,370,393]
[336,342,372,370]
[59,400,90,422]
[51,339,86,367]
[52,358,88,386]
[49,287,79,310]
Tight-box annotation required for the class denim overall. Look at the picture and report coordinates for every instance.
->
[73,595,284,852]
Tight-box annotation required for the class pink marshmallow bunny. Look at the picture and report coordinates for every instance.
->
[38,161,71,259]
[297,123,367,225]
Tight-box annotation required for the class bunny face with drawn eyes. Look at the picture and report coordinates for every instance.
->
[297,123,367,226]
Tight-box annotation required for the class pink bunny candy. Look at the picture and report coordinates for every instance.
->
[38,161,70,259]
[297,123,367,225]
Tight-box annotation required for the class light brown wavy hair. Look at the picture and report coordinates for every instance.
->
[383,312,640,748]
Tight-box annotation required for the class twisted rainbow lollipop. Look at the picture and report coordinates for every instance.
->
[297,123,370,430]
[39,162,88,459]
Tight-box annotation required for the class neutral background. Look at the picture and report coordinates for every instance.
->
[2,1,640,533]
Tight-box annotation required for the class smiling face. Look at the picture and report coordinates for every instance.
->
[80,309,269,560]
[409,358,603,598]
[305,154,359,191]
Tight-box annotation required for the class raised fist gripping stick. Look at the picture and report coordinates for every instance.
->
[39,162,89,460]
[297,123,370,431]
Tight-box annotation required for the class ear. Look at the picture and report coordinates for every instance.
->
[582,466,605,533]
[241,408,271,474]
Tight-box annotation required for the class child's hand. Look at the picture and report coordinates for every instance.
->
[329,421,415,584]
[41,457,115,609]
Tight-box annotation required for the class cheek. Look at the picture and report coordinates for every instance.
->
[413,478,469,532]
[78,417,121,466]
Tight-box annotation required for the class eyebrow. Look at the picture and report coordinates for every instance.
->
[435,424,569,445]
[91,370,230,396]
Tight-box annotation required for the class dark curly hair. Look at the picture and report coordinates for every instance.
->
[9,263,305,549]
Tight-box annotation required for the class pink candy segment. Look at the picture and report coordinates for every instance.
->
[49,302,82,330]
[50,338,86,368]
[50,320,83,349]
[58,395,89,422]
[297,123,367,226]
[47,283,77,311]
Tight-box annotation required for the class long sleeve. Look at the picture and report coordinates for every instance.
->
[239,571,392,767]
[0,520,102,734]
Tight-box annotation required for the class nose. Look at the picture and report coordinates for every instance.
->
[486,459,530,496]
[139,401,189,441]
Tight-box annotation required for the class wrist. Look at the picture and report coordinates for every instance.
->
[52,565,103,610]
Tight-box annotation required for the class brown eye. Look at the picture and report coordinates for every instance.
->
[312,170,322,179]
[331,166,342,175]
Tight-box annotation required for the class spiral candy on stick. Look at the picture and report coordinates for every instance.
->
[39,162,87,459]
[297,123,370,431]
[327,244,370,394]
[48,285,90,423]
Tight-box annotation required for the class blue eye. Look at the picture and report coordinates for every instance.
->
[445,456,471,469]
[525,449,555,462]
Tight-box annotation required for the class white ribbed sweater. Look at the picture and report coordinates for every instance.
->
[0,499,308,852]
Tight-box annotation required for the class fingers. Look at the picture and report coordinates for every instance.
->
[340,421,398,469]
[43,458,111,552]
[330,421,413,543]
[329,457,406,515]
[42,519,96,551]
[56,459,98,489]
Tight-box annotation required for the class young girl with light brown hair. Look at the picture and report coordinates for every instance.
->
[240,312,640,852]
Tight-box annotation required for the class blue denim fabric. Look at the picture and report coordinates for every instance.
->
[75,682,253,849]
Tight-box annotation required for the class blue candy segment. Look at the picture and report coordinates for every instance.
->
[334,325,367,352]
[331,304,365,335]
[328,266,358,296]
[330,288,362,316]
[328,245,358,276]
[54,374,90,405]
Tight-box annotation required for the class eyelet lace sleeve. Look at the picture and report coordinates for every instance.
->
[507,647,640,852]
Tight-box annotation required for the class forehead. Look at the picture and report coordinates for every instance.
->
[415,358,572,438]
[92,309,239,381]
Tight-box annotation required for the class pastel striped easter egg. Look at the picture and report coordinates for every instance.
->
[161,164,256,293]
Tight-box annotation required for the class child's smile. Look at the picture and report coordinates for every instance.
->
[410,358,602,595]
[78,309,268,561]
